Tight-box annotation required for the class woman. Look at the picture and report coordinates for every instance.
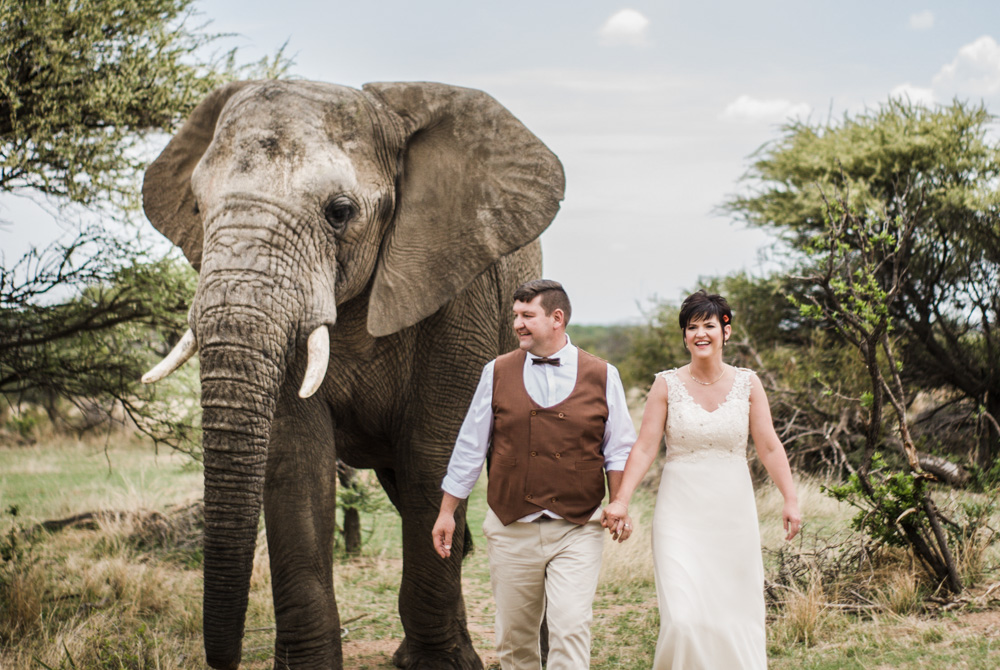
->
[602,290,801,669]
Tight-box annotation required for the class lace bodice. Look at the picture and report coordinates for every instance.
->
[658,368,755,464]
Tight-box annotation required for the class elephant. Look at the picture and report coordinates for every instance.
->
[140,79,564,669]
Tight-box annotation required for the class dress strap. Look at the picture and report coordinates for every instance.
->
[731,367,756,401]
[655,369,685,405]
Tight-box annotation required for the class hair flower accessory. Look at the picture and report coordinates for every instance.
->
[723,314,730,323]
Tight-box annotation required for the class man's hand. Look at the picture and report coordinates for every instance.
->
[601,500,633,542]
[432,492,464,558]
[432,512,456,558]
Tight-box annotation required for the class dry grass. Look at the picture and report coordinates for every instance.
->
[757,475,849,548]
[770,579,831,647]
[949,496,1000,586]
[598,488,656,589]
[874,568,924,616]
[2,439,1000,669]
[0,561,44,640]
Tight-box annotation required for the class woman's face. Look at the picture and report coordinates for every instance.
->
[684,315,731,360]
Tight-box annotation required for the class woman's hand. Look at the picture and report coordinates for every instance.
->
[783,499,802,541]
[613,513,633,543]
[601,500,632,542]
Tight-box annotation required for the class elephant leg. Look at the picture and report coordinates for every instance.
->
[392,477,482,670]
[263,397,342,670]
[379,466,478,556]
[374,467,403,513]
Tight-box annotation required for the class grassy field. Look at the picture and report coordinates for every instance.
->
[1,435,999,669]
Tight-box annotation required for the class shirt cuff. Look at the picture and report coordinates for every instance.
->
[441,476,473,500]
[603,457,629,472]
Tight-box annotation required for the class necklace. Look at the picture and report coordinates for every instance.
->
[689,367,726,386]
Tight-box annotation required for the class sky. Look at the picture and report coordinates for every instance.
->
[5,1,1000,323]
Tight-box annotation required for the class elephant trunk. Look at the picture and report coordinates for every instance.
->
[197,308,289,670]
[189,206,338,668]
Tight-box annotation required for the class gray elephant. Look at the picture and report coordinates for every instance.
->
[140,79,564,669]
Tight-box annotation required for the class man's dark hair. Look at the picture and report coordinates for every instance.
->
[513,279,572,325]
[678,290,732,331]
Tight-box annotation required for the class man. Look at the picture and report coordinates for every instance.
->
[432,279,636,670]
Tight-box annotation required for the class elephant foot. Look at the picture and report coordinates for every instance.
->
[392,636,483,670]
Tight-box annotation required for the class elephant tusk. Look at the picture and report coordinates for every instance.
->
[141,329,198,384]
[299,325,330,399]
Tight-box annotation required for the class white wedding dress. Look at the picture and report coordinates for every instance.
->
[651,368,766,669]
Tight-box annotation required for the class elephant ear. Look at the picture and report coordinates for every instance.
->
[142,81,254,271]
[362,82,565,338]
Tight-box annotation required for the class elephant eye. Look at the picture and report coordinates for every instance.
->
[324,199,356,230]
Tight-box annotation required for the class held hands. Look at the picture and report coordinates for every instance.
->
[431,513,456,558]
[601,500,633,543]
[783,499,803,541]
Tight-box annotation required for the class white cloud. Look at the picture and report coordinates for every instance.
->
[890,82,935,105]
[720,95,811,123]
[909,10,934,31]
[932,35,1000,95]
[598,9,651,47]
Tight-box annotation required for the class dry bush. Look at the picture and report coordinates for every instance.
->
[874,569,923,616]
[948,497,1000,586]
[0,497,210,669]
[770,579,829,647]
[126,500,204,555]
[0,561,44,640]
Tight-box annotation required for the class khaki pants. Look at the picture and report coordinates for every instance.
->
[482,508,605,670]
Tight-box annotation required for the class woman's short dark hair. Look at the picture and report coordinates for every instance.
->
[679,290,732,331]
[513,279,572,325]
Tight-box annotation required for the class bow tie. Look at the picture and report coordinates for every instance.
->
[531,357,561,366]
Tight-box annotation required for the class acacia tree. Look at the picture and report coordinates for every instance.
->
[1,0,285,210]
[0,227,201,450]
[791,189,962,592]
[0,0,287,449]
[727,99,1000,469]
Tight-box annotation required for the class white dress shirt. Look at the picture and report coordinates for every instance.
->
[441,337,636,521]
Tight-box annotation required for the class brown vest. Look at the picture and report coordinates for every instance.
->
[487,348,609,525]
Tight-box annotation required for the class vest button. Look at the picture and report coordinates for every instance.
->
[550,497,558,503]
[530,451,537,457]
[531,410,537,416]
[555,452,561,458]
[558,412,565,419]
[525,494,533,500]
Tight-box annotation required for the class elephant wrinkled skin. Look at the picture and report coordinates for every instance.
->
[142,79,564,669]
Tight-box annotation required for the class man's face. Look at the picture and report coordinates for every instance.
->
[512,295,565,356]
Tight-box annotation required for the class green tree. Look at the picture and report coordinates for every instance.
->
[793,191,961,592]
[0,0,288,449]
[1,0,285,211]
[727,99,1000,468]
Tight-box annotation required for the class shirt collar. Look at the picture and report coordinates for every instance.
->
[527,335,575,362]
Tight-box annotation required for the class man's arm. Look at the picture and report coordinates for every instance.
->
[606,469,624,501]
[431,362,495,559]
[601,364,637,541]
[432,492,464,558]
